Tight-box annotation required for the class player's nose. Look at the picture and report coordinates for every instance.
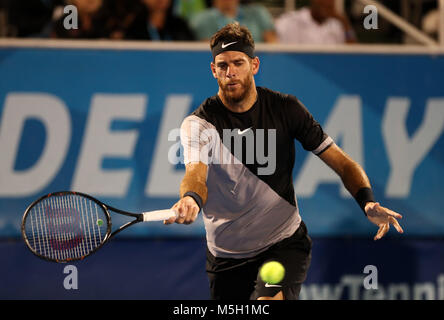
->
[226,66,236,78]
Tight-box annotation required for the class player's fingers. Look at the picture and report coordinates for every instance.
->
[189,206,200,224]
[192,207,199,221]
[175,203,187,224]
[381,223,390,238]
[377,223,390,240]
[369,202,380,211]
[375,203,402,220]
[374,223,389,240]
[386,208,403,219]
[164,204,179,225]
[164,217,175,225]
[390,217,404,234]
[366,202,380,215]
[373,225,383,240]
[183,205,193,224]
[184,205,199,224]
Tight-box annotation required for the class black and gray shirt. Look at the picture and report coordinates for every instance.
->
[181,87,333,258]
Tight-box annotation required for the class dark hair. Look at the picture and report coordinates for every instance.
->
[210,22,255,51]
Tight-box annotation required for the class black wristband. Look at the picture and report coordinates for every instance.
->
[354,187,375,216]
[183,191,203,211]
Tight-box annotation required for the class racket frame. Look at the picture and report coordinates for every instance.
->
[21,191,145,263]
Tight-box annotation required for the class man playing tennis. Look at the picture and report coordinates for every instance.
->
[164,22,403,300]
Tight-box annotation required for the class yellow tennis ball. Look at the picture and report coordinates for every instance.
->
[260,261,285,284]
[97,219,103,226]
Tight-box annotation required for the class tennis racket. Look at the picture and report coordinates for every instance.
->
[21,191,178,263]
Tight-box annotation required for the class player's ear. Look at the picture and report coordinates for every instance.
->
[251,57,260,75]
[210,62,217,78]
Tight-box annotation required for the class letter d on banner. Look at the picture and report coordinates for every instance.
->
[0,93,71,196]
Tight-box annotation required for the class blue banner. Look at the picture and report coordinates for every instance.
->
[1,46,443,237]
[1,238,443,299]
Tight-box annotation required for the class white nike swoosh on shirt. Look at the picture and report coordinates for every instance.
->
[237,127,252,135]
[221,41,237,48]
[265,283,282,288]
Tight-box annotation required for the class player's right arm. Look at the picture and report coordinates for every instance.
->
[165,114,214,225]
[164,162,208,225]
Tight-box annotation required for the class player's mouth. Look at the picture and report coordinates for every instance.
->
[226,82,241,89]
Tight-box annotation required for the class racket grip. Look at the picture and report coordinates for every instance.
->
[142,209,178,222]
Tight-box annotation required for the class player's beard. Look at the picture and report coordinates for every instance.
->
[218,74,253,105]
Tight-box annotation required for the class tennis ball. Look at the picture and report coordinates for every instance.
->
[97,219,103,226]
[260,261,285,284]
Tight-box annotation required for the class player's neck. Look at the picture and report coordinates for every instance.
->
[218,86,257,113]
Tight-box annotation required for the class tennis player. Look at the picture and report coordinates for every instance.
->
[165,22,403,300]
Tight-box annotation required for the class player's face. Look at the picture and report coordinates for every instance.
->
[211,51,259,104]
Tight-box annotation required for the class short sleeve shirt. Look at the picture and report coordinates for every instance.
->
[180,87,333,258]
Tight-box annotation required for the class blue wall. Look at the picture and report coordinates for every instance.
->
[2,237,443,300]
[1,46,443,299]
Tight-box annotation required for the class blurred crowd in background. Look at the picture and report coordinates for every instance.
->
[0,0,440,44]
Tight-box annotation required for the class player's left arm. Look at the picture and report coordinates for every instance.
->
[318,143,404,240]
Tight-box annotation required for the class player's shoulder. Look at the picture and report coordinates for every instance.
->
[192,95,219,117]
[257,86,301,107]
[180,95,221,128]
[258,87,309,123]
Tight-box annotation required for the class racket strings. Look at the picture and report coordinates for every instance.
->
[23,194,108,261]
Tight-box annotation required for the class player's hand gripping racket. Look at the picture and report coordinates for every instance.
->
[21,191,178,263]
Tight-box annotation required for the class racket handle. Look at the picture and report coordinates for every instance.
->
[142,209,178,222]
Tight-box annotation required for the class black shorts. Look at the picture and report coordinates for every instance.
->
[206,221,312,300]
